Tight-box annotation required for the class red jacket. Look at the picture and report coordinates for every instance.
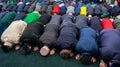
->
[101,18,114,29]
[52,5,60,15]
[117,0,120,2]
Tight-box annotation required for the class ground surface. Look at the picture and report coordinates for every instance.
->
[0,48,99,67]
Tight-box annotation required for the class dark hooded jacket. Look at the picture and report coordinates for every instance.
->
[39,14,52,25]
[75,15,88,29]
[57,14,78,51]
[89,16,102,33]
[23,4,31,13]
[20,22,44,46]
[39,15,61,48]
[99,29,120,64]
[17,3,25,12]
[13,12,26,21]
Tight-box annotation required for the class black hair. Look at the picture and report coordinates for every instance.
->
[20,43,32,55]
[61,52,70,59]
[81,53,92,65]
[60,49,71,59]
[2,45,11,53]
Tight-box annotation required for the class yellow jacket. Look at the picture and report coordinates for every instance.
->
[80,6,87,16]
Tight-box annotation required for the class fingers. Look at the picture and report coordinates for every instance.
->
[50,49,55,55]
[75,54,81,60]
[99,62,107,67]
[70,51,74,57]
[91,57,96,63]
[33,46,39,51]
[15,45,20,50]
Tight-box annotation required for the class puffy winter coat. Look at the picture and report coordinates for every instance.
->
[76,26,98,54]
[101,18,114,29]
[20,22,44,46]
[80,6,87,16]
[52,5,60,15]
[99,29,120,64]
[57,14,78,50]
[24,12,40,24]
[1,20,27,46]
[89,16,102,33]
[75,15,88,29]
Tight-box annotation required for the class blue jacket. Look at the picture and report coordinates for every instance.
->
[99,29,120,64]
[60,6,67,15]
[75,2,83,16]
[76,26,98,54]
[17,3,25,12]
[13,12,26,21]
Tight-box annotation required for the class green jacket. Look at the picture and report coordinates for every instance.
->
[83,4,88,8]
[8,0,14,4]
[0,11,16,23]
[24,12,40,24]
